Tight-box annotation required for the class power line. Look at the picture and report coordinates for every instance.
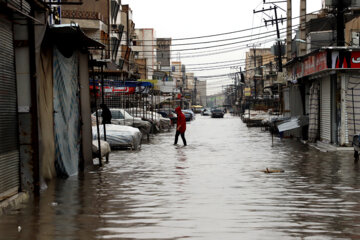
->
[117,25,298,52]
[131,9,320,42]
[133,24,296,47]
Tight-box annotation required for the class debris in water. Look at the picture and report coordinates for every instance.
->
[263,168,284,174]
[18,226,21,232]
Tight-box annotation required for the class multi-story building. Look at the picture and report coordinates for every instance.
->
[171,61,183,88]
[245,48,276,98]
[110,0,124,66]
[61,0,111,59]
[120,4,137,80]
[185,72,195,90]
[284,6,360,146]
[133,28,156,80]
[197,80,207,106]
[61,2,138,80]
[157,38,172,67]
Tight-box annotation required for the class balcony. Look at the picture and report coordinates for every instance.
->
[61,10,107,31]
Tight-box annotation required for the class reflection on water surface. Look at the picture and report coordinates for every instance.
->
[1,115,360,240]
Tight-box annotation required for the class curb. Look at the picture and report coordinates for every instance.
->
[0,192,29,216]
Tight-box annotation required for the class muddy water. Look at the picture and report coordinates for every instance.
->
[1,115,360,239]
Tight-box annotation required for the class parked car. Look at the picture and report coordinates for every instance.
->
[128,109,171,132]
[93,108,152,139]
[211,109,224,118]
[201,108,211,116]
[181,109,194,121]
[157,109,177,124]
[182,109,195,121]
[92,124,142,150]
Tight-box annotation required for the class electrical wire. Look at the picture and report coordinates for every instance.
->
[129,9,320,42]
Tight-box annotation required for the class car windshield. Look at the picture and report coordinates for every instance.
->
[213,109,222,113]
[110,110,124,119]
[109,109,135,119]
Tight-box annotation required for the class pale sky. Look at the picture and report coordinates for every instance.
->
[122,0,323,95]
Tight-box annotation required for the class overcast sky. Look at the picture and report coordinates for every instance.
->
[122,0,322,95]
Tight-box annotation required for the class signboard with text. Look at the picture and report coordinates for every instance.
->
[289,50,360,80]
[244,88,251,97]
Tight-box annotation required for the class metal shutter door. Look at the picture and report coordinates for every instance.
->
[0,18,20,200]
[321,78,331,142]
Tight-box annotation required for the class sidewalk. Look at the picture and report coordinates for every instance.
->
[0,192,29,215]
[307,141,353,152]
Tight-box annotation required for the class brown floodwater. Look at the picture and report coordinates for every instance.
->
[1,115,360,240]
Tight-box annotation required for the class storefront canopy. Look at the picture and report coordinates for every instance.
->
[48,24,105,55]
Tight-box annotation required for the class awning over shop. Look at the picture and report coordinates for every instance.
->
[48,23,105,54]
[89,80,153,88]
[286,47,360,82]
[138,79,159,90]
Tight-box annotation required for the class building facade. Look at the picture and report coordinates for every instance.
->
[133,28,156,80]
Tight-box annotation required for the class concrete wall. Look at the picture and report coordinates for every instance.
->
[14,18,34,192]
[79,52,93,168]
[134,29,156,80]
[157,38,171,67]
[197,80,207,106]
[61,0,109,25]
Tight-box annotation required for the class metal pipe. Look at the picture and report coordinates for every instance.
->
[90,58,101,166]
[352,88,356,135]
[100,65,107,142]
[28,11,40,194]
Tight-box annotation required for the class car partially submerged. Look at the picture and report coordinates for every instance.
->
[201,108,211,116]
[126,108,171,132]
[93,108,151,139]
[182,109,195,121]
[211,109,224,118]
[92,124,142,150]
[157,109,177,124]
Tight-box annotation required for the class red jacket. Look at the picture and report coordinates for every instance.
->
[175,107,186,133]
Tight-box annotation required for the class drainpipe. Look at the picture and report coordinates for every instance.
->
[108,0,110,59]
[29,10,40,195]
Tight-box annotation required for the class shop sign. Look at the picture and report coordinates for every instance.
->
[244,88,251,97]
[303,51,327,77]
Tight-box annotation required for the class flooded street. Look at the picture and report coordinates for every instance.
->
[1,115,360,239]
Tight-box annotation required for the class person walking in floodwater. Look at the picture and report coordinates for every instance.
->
[174,106,187,146]
[100,103,112,124]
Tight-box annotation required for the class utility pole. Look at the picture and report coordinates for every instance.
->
[286,0,292,60]
[299,0,306,55]
[336,0,345,46]
[255,6,286,72]
[274,6,283,72]
[253,47,257,98]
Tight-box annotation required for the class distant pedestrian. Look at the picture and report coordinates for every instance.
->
[174,106,187,146]
[100,104,112,124]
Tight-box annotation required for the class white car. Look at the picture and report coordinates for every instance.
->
[92,124,142,150]
[93,108,152,138]
[126,108,171,132]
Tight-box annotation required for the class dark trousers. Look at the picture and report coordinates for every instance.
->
[174,131,187,146]
[355,150,359,162]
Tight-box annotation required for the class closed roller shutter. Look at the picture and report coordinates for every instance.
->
[283,87,290,117]
[0,17,20,200]
[321,78,331,142]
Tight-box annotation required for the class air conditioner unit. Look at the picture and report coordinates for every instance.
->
[352,32,360,46]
